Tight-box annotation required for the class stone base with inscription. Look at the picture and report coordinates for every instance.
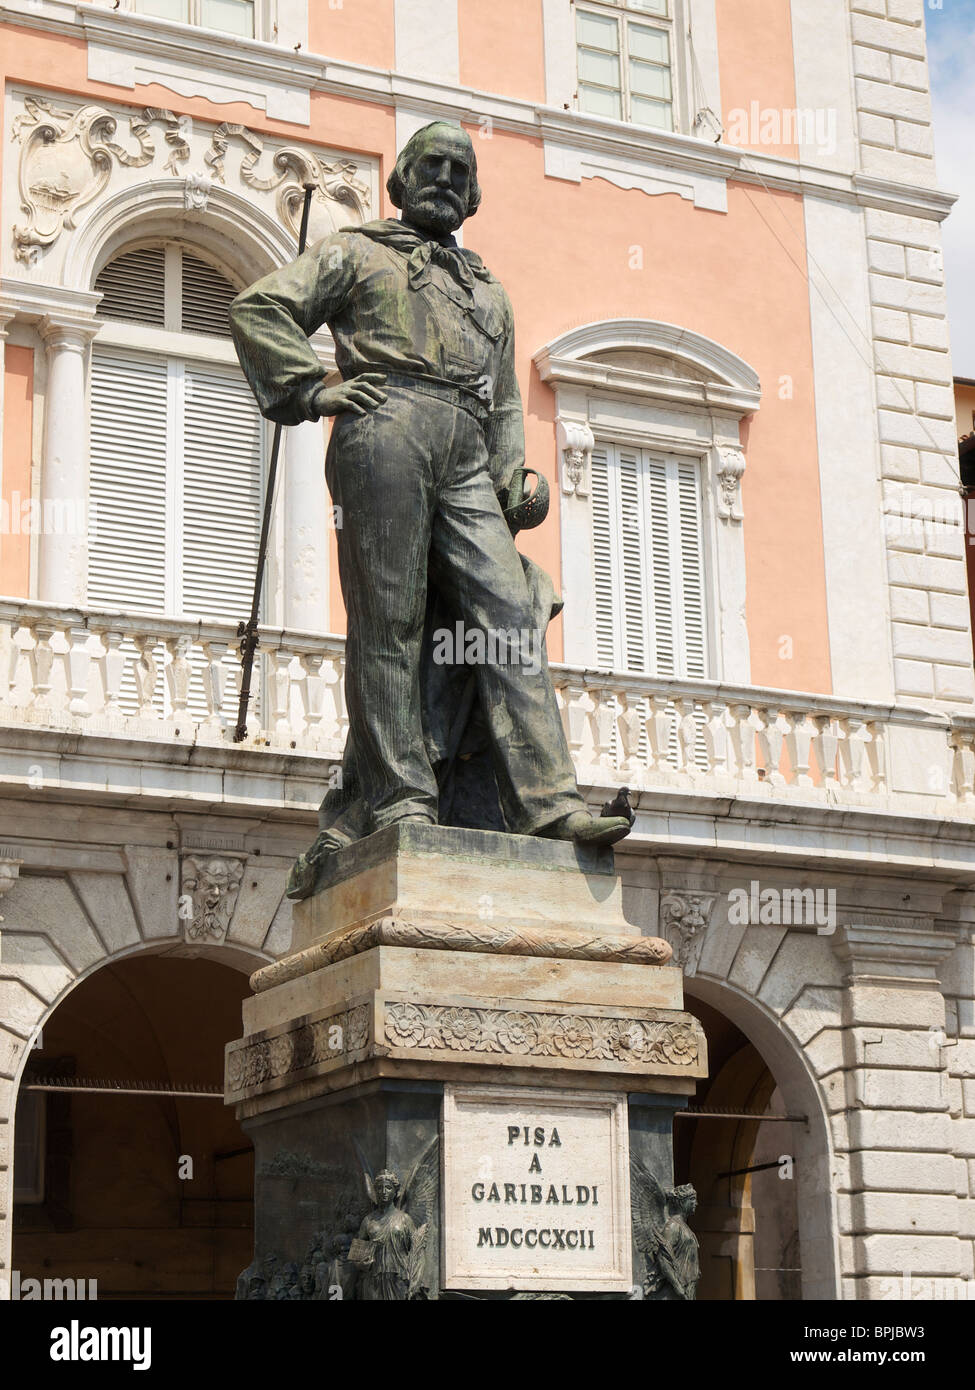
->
[225,824,708,1300]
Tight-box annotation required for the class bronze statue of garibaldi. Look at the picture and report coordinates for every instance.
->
[229,121,632,897]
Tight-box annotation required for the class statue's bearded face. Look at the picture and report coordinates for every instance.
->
[400,132,474,236]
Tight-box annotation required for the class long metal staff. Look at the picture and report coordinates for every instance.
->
[234,181,316,743]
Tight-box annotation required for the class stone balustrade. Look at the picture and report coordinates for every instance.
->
[0,598,972,811]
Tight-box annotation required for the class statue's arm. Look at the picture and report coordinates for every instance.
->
[229,233,357,426]
[483,294,525,496]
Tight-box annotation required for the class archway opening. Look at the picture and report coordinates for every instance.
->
[676,995,803,1301]
[12,954,252,1300]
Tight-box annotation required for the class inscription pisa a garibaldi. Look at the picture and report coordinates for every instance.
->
[229,121,634,893]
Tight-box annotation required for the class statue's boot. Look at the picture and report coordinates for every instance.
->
[286,827,353,900]
[537,810,632,847]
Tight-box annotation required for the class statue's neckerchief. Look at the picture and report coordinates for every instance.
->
[341,218,495,310]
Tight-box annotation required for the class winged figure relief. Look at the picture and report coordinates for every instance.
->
[350,1136,440,1300]
[631,1161,700,1301]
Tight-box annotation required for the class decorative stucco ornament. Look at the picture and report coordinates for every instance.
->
[716,444,746,522]
[556,420,595,496]
[180,854,244,944]
[11,96,371,266]
[659,891,717,973]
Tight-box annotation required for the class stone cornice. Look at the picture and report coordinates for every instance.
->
[535,353,761,418]
[832,921,960,978]
[1,721,975,881]
[0,2,959,220]
[76,3,321,100]
[0,279,101,325]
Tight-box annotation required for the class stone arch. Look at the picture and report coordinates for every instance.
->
[0,861,285,1291]
[62,179,299,294]
[682,952,844,1301]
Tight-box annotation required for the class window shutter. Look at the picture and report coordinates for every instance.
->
[676,459,707,679]
[645,455,675,677]
[93,247,166,326]
[181,363,263,621]
[180,254,238,337]
[589,441,709,682]
[617,446,648,673]
[590,444,616,668]
[88,349,169,612]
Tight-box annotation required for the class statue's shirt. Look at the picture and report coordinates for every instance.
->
[229,218,524,490]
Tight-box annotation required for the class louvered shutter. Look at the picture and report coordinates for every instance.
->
[181,253,238,337]
[181,363,263,620]
[617,446,648,673]
[89,349,169,611]
[588,440,710,682]
[590,445,616,669]
[675,459,706,679]
[93,247,166,326]
[645,456,674,676]
[88,243,262,723]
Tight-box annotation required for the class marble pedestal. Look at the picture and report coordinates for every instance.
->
[225,824,708,1300]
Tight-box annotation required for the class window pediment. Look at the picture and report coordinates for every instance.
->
[534,319,761,416]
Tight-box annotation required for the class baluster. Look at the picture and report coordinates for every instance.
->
[616,690,644,775]
[702,699,730,777]
[590,685,616,769]
[674,696,699,776]
[727,702,758,782]
[561,682,596,767]
[300,651,326,747]
[781,710,813,786]
[951,731,975,801]
[321,653,346,748]
[246,653,263,737]
[133,634,159,720]
[839,717,866,790]
[165,634,193,724]
[29,623,56,712]
[11,625,30,705]
[92,626,126,718]
[754,706,782,783]
[0,622,13,705]
[268,647,297,742]
[645,693,673,776]
[813,715,840,789]
[865,721,886,793]
[200,640,229,729]
[66,626,92,717]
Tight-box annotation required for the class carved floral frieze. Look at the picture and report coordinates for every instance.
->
[226,1003,371,1095]
[225,996,703,1099]
[386,1002,701,1068]
[10,92,374,268]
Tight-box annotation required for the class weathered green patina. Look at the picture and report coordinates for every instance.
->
[229,123,631,897]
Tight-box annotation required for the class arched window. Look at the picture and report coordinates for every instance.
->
[89,241,263,624]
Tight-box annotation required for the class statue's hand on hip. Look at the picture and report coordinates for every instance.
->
[312,374,388,418]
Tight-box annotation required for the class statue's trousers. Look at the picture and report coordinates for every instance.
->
[325,375,585,834]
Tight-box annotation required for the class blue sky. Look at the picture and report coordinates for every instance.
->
[926,0,975,375]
